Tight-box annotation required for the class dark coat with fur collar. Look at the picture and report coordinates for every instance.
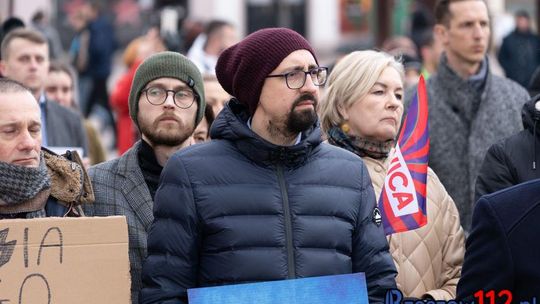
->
[0,148,93,218]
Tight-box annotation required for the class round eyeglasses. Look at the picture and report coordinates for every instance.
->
[142,87,197,109]
[266,67,328,89]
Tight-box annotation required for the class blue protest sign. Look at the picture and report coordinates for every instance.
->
[188,272,368,304]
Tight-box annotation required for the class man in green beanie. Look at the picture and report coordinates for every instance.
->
[84,51,205,304]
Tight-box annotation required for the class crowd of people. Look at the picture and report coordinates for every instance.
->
[1,0,539,303]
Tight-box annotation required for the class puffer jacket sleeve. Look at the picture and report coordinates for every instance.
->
[352,162,397,303]
[140,153,200,304]
[474,141,515,203]
[424,171,465,300]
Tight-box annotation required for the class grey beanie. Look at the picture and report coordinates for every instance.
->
[129,51,206,128]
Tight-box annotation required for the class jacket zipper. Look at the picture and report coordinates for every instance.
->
[276,164,296,279]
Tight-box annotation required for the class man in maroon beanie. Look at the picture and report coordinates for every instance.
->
[140,28,397,304]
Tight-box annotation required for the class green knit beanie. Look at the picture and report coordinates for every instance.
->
[129,51,206,128]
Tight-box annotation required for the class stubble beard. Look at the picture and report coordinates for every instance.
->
[140,115,195,147]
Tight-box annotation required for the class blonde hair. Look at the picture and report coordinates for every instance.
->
[319,50,405,133]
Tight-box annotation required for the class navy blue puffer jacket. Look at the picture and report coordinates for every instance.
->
[140,99,397,304]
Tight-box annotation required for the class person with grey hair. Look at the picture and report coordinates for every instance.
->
[320,50,464,300]
[406,0,529,232]
[85,51,205,304]
[0,78,93,219]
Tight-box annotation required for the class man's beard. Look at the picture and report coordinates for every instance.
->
[267,94,318,141]
[286,94,318,133]
[139,113,195,147]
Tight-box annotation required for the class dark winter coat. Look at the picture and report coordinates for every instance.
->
[475,94,540,202]
[457,179,540,301]
[139,99,397,304]
[498,30,540,87]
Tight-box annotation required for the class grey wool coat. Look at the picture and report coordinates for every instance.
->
[84,141,152,304]
[406,55,528,232]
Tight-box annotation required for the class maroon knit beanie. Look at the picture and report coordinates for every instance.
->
[216,27,318,115]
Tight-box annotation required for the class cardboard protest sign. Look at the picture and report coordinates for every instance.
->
[188,273,368,304]
[0,216,130,303]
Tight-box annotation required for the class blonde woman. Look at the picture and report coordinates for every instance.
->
[320,50,464,300]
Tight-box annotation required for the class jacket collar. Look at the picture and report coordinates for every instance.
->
[437,54,491,91]
[521,94,540,134]
[210,98,322,168]
[435,54,493,121]
[117,141,154,230]
[43,147,94,205]
[117,141,144,178]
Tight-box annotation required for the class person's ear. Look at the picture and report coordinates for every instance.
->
[433,25,448,47]
[338,104,349,121]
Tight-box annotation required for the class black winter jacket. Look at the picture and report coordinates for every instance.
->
[498,30,540,87]
[140,99,397,304]
[475,94,540,202]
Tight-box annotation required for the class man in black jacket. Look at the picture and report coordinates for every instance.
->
[140,28,397,304]
[475,94,540,201]
[458,179,540,301]
[498,10,540,88]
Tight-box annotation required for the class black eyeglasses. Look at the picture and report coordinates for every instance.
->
[266,67,328,89]
[142,87,197,109]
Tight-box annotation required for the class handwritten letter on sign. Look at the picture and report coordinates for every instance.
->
[0,216,130,304]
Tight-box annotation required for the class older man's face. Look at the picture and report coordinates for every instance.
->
[0,91,42,167]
